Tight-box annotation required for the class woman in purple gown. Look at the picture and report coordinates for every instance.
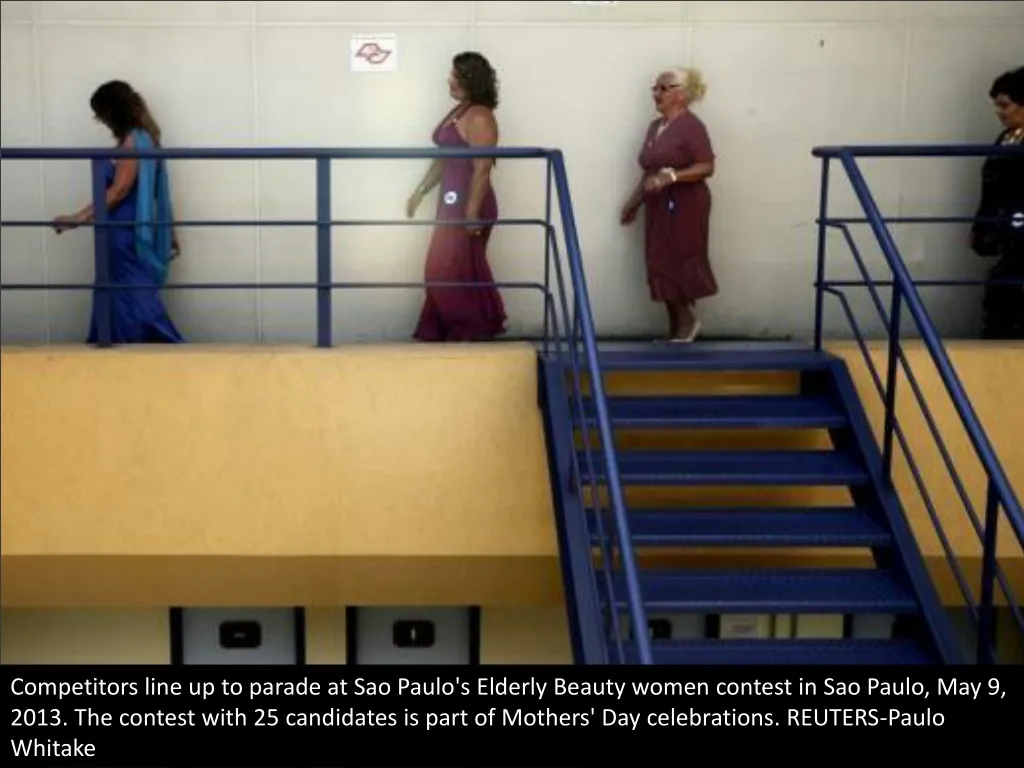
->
[406,52,507,342]
[621,68,717,343]
[54,80,184,345]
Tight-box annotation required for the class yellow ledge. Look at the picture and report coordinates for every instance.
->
[1,341,1021,607]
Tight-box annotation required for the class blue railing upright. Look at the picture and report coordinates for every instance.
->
[0,144,653,665]
[812,143,1024,664]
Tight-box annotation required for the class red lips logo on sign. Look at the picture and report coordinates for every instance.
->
[355,42,392,66]
[350,35,398,72]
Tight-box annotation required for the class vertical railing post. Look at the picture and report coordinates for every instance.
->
[881,285,902,483]
[572,295,583,371]
[977,479,1000,665]
[91,158,112,348]
[315,157,332,348]
[543,158,552,355]
[813,157,830,351]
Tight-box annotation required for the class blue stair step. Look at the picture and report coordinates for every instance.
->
[592,347,835,372]
[586,507,891,547]
[621,638,934,665]
[603,568,919,614]
[579,449,869,486]
[578,394,847,429]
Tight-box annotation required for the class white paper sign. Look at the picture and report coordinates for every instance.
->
[350,34,398,73]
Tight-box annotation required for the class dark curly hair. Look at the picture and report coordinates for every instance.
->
[989,66,1024,105]
[453,52,499,110]
[90,80,163,145]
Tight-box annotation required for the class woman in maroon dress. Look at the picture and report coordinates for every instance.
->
[406,52,507,342]
[621,68,717,343]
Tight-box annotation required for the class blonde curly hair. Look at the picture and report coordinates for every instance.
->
[663,67,707,104]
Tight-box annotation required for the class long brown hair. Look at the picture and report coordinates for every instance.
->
[89,80,162,146]
[452,52,499,109]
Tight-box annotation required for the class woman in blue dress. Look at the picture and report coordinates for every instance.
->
[54,80,184,344]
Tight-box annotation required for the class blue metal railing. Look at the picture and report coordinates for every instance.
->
[812,143,1024,664]
[0,144,652,665]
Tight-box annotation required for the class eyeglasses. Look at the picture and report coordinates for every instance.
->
[651,83,682,93]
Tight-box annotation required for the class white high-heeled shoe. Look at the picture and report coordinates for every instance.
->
[667,319,702,344]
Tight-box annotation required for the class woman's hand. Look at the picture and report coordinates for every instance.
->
[52,213,82,234]
[405,189,424,219]
[620,201,640,225]
[643,168,676,194]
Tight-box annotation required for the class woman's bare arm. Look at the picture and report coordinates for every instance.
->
[645,160,715,195]
[624,177,646,210]
[69,135,139,223]
[666,160,715,184]
[462,106,498,231]
[406,160,443,218]
[415,160,443,197]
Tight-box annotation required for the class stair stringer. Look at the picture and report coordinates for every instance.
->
[537,357,608,664]
[824,358,963,664]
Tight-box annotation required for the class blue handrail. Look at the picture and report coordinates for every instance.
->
[814,144,1024,158]
[0,147,552,160]
[812,143,1024,664]
[0,144,652,665]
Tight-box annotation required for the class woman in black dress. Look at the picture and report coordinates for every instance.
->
[971,66,1024,340]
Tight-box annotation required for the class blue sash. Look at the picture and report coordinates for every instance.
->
[131,129,174,284]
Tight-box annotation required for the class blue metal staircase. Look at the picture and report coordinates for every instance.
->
[539,343,961,665]
[537,142,1023,666]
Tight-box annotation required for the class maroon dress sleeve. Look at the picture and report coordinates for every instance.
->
[639,112,718,305]
[683,116,715,165]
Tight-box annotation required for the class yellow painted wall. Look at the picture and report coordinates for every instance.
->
[304,608,348,665]
[0,609,170,664]
[832,341,1024,604]
[0,341,1021,610]
[0,344,559,607]
[480,606,574,665]
[0,606,573,665]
